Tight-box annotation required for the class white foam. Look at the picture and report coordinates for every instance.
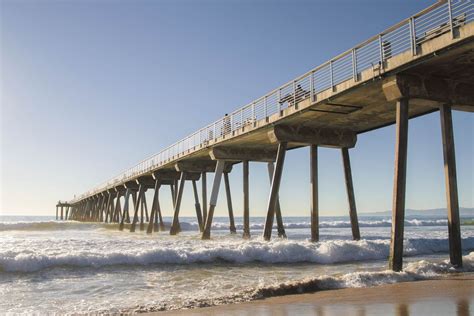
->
[2,236,473,272]
[0,218,451,232]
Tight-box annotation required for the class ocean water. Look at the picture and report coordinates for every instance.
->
[1,214,474,314]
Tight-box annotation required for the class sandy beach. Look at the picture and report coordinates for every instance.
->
[155,273,474,316]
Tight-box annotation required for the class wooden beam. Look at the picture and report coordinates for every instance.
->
[243,160,250,239]
[342,148,361,240]
[389,98,409,272]
[224,172,237,234]
[440,104,463,267]
[310,145,319,242]
[202,160,225,240]
[263,142,287,241]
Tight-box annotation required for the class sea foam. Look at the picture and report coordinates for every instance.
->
[1,237,473,272]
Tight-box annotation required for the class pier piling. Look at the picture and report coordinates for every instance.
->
[263,142,287,241]
[242,160,250,239]
[202,160,225,240]
[310,145,319,242]
[342,148,361,240]
[440,104,463,267]
[389,97,409,272]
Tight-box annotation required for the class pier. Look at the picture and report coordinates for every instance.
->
[58,0,473,271]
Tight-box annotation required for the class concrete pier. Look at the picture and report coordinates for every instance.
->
[59,1,473,271]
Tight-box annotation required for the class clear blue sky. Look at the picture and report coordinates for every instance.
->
[1,0,472,217]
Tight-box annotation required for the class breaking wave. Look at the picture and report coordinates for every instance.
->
[132,251,474,313]
[0,218,450,232]
[2,237,473,273]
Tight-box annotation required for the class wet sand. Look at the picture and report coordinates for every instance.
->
[154,273,474,316]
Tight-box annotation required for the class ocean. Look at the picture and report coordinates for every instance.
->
[1,215,474,314]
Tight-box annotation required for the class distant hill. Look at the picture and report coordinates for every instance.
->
[363,207,474,217]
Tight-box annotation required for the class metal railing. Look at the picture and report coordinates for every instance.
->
[70,0,473,203]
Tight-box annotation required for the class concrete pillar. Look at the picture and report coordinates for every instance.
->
[242,160,250,239]
[202,160,226,240]
[147,180,163,234]
[440,104,463,267]
[267,161,287,238]
[310,145,319,242]
[192,180,204,232]
[224,172,237,234]
[130,185,144,232]
[140,190,148,231]
[60,206,64,220]
[342,148,361,240]
[56,206,58,220]
[202,172,207,224]
[170,172,186,235]
[114,194,122,223]
[65,206,70,220]
[263,142,287,241]
[119,188,131,231]
[389,98,409,272]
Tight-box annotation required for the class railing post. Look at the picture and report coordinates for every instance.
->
[278,89,282,115]
[293,81,297,109]
[409,17,417,56]
[252,103,256,126]
[352,48,357,82]
[447,0,454,38]
[264,99,268,121]
[329,61,334,91]
[378,34,384,68]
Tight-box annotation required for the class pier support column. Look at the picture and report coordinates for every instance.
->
[60,206,64,220]
[267,161,287,238]
[310,145,319,242]
[119,188,132,231]
[170,172,186,235]
[114,193,123,223]
[202,172,207,224]
[440,104,463,267]
[56,206,58,220]
[263,142,287,241]
[243,160,250,239]
[148,180,164,233]
[389,97,409,271]
[139,189,148,231]
[192,180,204,232]
[130,185,144,232]
[342,148,361,240]
[224,172,237,234]
[65,206,70,220]
[202,160,226,240]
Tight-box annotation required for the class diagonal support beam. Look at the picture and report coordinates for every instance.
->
[192,180,204,232]
[263,142,287,241]
[202,160,226,240]
[170,172,186,235]
[224,172,237,234]
[267,161,287,238]
[342,148,361,240]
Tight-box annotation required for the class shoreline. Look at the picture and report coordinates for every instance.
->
[152,273,474,315]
